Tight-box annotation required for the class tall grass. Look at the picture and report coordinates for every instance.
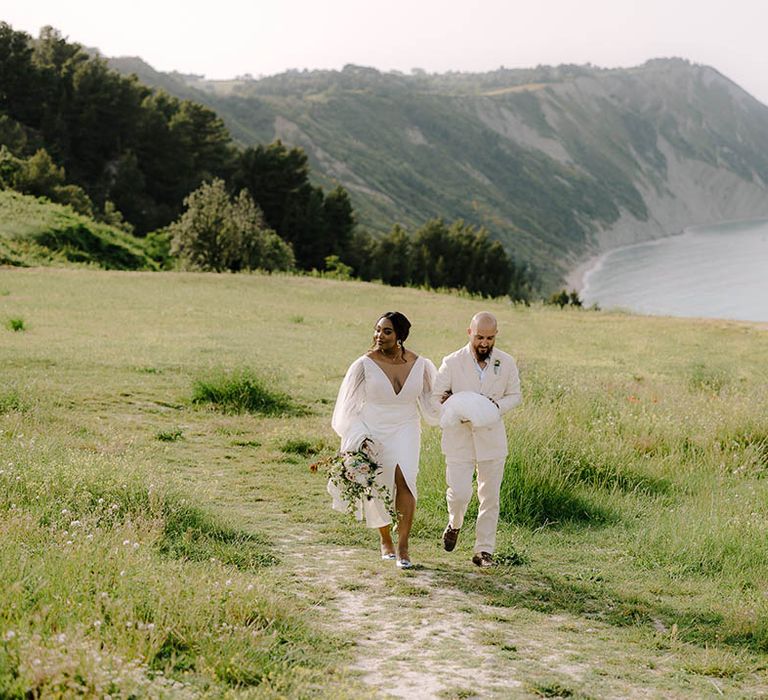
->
[0,415,341,696]
[191,368,302,416]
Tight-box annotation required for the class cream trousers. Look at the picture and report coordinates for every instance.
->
[445,457,505,554]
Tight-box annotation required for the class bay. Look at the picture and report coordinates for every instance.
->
[581,219,768,322]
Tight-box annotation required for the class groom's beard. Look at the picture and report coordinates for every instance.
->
[476,347,493,362]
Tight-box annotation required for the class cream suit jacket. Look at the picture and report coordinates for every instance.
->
[433,344,521,462]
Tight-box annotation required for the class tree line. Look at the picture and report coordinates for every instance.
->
[0,22,538,300]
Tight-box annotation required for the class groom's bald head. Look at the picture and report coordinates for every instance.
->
[469,312,497,334]
[468,312,498,361]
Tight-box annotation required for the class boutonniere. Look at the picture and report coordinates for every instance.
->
[493,359,501,375]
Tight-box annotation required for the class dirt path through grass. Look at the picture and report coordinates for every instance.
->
[191,422,768,700]
[227,488,759,699]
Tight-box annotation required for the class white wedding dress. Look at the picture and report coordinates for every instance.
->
[330,354,438,528]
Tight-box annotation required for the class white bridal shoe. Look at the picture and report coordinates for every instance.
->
[396,558,413,569]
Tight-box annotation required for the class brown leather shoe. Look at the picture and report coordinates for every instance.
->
[442,525,460,552]
[472,551,494,567]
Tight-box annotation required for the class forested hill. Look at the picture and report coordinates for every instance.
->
[109,57,768,286]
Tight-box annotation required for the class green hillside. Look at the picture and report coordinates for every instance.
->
[2,267,768,696]
[110,58,768,288]
[0,190,155,269]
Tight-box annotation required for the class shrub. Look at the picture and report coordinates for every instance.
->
[5,317,25,331]
[155,428,183,442]
[191,368,302,415]
[169,179,294,272]
[280,437,324,456]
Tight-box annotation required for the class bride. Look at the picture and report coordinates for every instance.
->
[330,311,438,568]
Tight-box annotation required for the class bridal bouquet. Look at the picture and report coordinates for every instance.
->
[310,438,397,524]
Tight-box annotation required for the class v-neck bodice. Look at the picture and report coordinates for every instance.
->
[363,355,421,397]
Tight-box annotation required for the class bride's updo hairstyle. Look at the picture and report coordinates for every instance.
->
[377,311,411,347]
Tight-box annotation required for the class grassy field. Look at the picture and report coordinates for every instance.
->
[1,267,767,698]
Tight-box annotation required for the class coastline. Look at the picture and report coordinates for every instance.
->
[564,254,603,293]
[565,215,768,295]
[565,219,768,322]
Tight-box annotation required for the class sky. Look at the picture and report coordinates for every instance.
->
[5,0,768,105]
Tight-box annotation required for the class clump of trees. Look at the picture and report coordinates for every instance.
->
[169,179,293,272]
[342,219,537,300]
[0,146,94,216]
[230,142,355,270]
[546,289,583,307]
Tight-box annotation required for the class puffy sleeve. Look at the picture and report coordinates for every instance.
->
[418,358,440,426]
[331,357,369,451]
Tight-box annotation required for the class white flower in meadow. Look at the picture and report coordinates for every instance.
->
[4,630,15,640]
[61,509,68,515]
[119,570,125,577]
[146,623,155,630]
[101,592,109,599]
[86,534,93,540]
[122,540,131,546]
[93,620,102,628]
[125,621,133,628]
[65,540,73,546]
[32,658,41,666]
[246,584,254,591]
[70,520,81,527]
[98,498,104,504]
[57,633,66,644]
[225,579,232,586]
[132,542,139,549]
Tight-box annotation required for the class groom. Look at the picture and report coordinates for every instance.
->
[433,312,521,567]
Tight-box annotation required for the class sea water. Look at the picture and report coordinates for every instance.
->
[581,219,768,322]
